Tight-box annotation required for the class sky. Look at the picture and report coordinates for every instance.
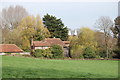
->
[0,0,118,30]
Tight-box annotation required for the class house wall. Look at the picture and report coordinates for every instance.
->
[0,52,24,55]
[63,47,70,57]
[0,53,6,55]
[20,52,30,55]
[35,46,50,50]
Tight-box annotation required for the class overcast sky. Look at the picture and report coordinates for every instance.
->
[0,1,118,30]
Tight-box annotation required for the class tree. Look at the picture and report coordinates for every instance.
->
[111,16,120,47]
[95,31,117,58]
[95,16,113,59]
[78,27,97,47]
[0,5,28,45]
[0,5,28,30]
[43,14,68,41]
[70,27,98,58]
[111,16,120,58]
[17,15,50,51]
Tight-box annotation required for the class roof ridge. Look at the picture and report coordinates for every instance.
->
[0,44,17,46]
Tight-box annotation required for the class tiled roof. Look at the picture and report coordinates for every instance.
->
[33,41,51,47]
[45,38,64,46]
[0,44,23,53]
[33,38,67,47]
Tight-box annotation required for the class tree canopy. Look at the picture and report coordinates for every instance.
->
[17,15,50,50]
[43,14,68,41]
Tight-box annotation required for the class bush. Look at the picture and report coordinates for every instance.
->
[51,45,63,58]
[83,47,96,58]
[33,45,64,59]
[33,49,53,58]
[42,49,53,58]
[71,45,84,59]
[33,49,43,58]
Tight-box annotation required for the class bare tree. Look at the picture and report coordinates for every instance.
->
[95,16,113,59]
[0,5,28,44]
[0,5,28,30]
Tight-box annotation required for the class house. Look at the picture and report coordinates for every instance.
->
[32,38,70,57]
[0,44,23,55]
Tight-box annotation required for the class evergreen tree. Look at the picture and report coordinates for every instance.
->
[43,14,68,41]
[111,16,120,58]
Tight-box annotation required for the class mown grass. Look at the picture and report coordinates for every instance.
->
[2,56,118,78]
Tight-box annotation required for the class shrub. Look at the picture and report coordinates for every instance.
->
[33,49,53,58]
[98,47,106,58]
[33,49,43,58]
[71,45,84,59]
[42,49,53,58]
[51,45,63,58]
[83,47,96,58]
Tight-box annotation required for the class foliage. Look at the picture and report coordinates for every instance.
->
[42,49,53,58]
[70,45,84,59]
[95,16,113,59]
[83,47,96,58]
[0,5,28,45]
[70,27,98,59]
[78,27,97,47]
[17,15,50,50]
[43,13,68,41]
[0,5,29,50]
[0,5,28,30]
[33,49,53,58]
[94,31,117,58]
[110,16,120,58]
[114,16,120,42]
[33,49,43,58]
[98,47,106,58]
[51,45,63,58]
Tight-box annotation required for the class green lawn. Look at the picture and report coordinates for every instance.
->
[2,56,118,78]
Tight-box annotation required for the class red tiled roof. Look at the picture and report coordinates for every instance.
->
[0,44,23,53]
[33,38,65,47]
[45,38,64,46]
[33,41,51,47]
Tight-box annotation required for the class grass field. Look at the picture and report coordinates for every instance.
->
[2,56,118,78]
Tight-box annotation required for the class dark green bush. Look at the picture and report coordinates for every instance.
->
[83,47,96,58]
[99,51,106,58]
[33,49,43,58]
[51,45,63,58]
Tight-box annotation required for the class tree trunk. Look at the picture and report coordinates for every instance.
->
[30,38,34,56]
[106,46,109,59]
[104,29,109,59]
